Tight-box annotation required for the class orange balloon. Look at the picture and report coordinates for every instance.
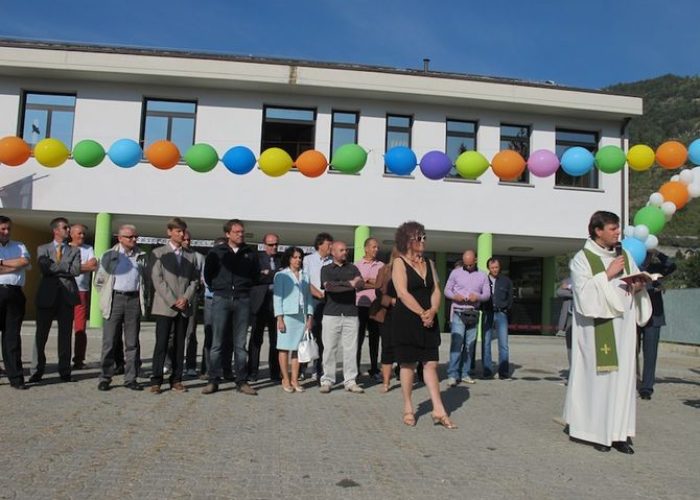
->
[0,136,31,166]
[145,140,180,170]
[491,149,526,180]
[655,141,687,169]
[658,181,690,210]
[295,149,328,178]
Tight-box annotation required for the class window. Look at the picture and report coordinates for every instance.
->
[555,129,599,189]
[261,106,316,159]
[445,119,477,178]
[385,114,412,173]
[330,111,359,169]
[19,92,76,149]
[140,99,196,157]
[500,124,531,183]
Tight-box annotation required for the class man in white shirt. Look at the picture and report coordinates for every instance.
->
[69,224,97,370]
[0,215,31,390]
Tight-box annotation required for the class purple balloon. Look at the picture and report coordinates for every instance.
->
[419,150,452,180]
[527,149,560,177]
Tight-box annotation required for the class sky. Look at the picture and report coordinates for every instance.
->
[1,0,699,89]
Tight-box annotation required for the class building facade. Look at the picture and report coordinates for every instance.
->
[0,40,642,329]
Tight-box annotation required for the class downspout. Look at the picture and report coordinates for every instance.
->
[620,117,632,227]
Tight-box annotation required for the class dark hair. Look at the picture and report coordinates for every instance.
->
[167,217,187,231]
[487,257,501,267]
[214,237,227,246]
[0,215,12,225]
[281,246,305,269]
[223,219,244,234]
[313,232,333,250]
[588,211,619,239]
[394,221,425,253]
[50,217,69,230]
[363,237,378,248]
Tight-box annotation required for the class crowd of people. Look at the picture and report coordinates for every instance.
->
[0,212,673,443]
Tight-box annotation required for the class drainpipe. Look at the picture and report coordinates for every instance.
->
[620,117,632,227]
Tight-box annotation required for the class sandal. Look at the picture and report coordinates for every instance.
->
[380,383,390,393]
[431,413,457,429]
[403,412,416,427]
[281,383,294,393]
[292,384,305,393]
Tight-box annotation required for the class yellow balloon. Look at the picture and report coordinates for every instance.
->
[258,147,292,177]
[627,144,655,172]
[34,138,70,168]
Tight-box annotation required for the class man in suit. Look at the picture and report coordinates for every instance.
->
[149,218,199,394]
[182,230,205,377]
[29,217,81,383]
[247,233,281,382]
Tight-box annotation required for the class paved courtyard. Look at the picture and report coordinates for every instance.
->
[1,324,698,500]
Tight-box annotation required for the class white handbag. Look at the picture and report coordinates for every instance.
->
[297,329,319,363]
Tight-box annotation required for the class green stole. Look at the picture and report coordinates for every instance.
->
[582,248,630,372]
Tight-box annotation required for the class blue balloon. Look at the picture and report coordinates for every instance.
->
[621,237,647,267]
[688,138,700,165]
[222,146,256,175]
[385,146,417,176]
[560,146,594,176]
[108,139,142,168]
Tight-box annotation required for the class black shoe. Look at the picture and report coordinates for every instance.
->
[612,441,635,454]
[61,375,77,383]
[593,443,611,452]
[72,362,86,370]
[10,382,28,390]
[97,381,111,391]
[28,373,42,384]
[124,381,143,391]
[640,392,652,400]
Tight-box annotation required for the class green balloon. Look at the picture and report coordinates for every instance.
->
[455,151,489,179]
[595,145,626,174]
[633,206,666,235]
[184,143,219,173]
[331,144,367,173]
[72,139,105,168]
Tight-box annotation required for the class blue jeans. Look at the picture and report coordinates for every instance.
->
[482,311,510,377]
[208,295,250,383]
[447,311,478,380]
[639,324,660,395]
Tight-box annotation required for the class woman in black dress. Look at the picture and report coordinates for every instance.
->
[371,247,400,392]
[391,221,456,429]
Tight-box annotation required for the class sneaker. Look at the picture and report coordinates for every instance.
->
[446,377,458,387]
[319,383,331,394]
[237,382,258,396]
[371,373,383,383]
[461,376,476,384]
[345,383,365,394]
[497,374,513,381]
[310,372,319,383]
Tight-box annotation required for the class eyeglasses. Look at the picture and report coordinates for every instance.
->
[265,242,279,247]
[411,235,427,242]
[120,235,138,240]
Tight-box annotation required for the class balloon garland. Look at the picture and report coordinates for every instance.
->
[1,135,700,253]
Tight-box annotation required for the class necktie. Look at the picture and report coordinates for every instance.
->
[56,244,62,262]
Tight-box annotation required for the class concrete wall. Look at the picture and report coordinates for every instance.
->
[662,288,700,345]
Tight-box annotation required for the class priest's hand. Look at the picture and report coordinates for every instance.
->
[605,256,625,280]
[629,281,645,294]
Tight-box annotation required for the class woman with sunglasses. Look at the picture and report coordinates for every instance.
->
[391,221,456,429]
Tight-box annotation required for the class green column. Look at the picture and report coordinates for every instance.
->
[354,225,370,263]
[89,212,112,328]
[541,256,557,335]
[477,232,493,272]
[436,252,447,332]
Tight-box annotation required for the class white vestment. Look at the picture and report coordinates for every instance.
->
[563,239,651,446]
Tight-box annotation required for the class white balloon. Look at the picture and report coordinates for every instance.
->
[623,225,635,238]
[671,174,680,182]
[692,166,700,181]
[633,225,650,241]
[644,234,659,250]
[679,169,695,185]
[687,183,700,198]
[665,212,673,221]
[661,201,677,216]
[648,192,664,206]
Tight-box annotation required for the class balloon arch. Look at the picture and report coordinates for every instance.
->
[1,135,699,264]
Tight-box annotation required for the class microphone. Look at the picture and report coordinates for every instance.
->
[614,242,622,257]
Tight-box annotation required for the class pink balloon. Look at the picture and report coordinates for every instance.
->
[527,149,560,177]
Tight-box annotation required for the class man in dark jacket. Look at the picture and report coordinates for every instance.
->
[638,250,676,400]
[202,219,259,396]
[482,257,514,380]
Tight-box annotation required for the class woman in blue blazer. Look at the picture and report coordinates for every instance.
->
[273,246,314,393]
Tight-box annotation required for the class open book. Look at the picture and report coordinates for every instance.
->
[620,272,663,285]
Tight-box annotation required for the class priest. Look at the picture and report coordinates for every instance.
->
[563,211,651,454]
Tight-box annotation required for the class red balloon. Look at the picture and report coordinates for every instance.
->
[145,140,180,170]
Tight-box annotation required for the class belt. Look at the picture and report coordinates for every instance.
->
[114,290,139,297]
[0,284,21,289]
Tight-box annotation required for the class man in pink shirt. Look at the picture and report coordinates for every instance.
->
[355,237,384,381]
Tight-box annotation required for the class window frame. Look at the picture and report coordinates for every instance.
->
[554,128,600,190]
[329,110,359,171]
[18,90,77,150]
[260,104,317,161]
[499,123,532,184]
[384,113,413,174]
[139,97,198,160]
[444,118,478,180]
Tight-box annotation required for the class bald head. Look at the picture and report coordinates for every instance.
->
[462,250,476,269]
[331,241,348,264]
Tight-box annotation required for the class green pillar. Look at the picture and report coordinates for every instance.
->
[476,233,493,341]
[354,225,370,263]
[541,256,557,335]
[89,212,112,328]
[436,252,447,332]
